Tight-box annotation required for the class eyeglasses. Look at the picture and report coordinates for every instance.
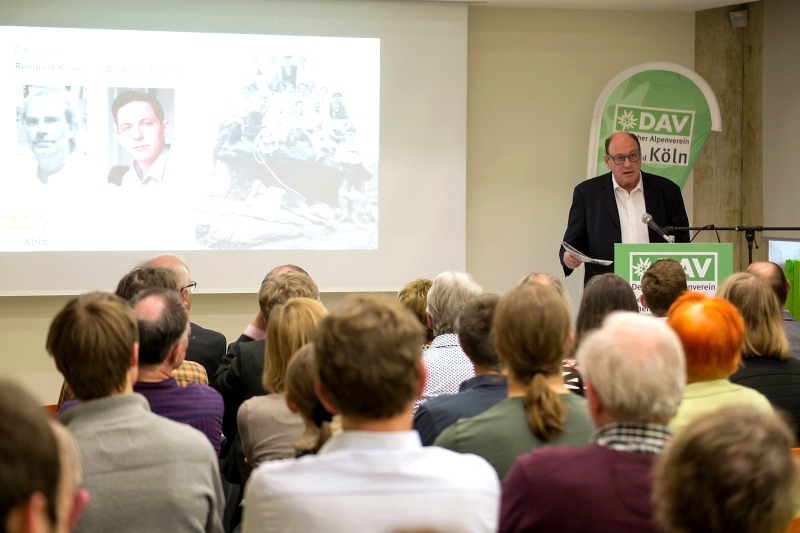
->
[181,281,197,293]
[606,151,641,165]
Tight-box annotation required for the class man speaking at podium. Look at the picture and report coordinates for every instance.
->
[559,131,690,285]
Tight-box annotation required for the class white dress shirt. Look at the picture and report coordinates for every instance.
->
[612,173,649,244]
[242,430,500,533]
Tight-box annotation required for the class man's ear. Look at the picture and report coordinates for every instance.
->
[130,342,139,369]
[639,293,648,310]
[584,383,603,422]
[314,379,339,415]
[415,360,428,400]
[426,313,434,331]
[603,154,612,171]
[162,120,171,140]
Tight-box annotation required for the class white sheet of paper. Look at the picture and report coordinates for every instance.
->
[561,242,613,266]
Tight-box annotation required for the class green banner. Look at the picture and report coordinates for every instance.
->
[589,65,720,190]
[614,243,733,314]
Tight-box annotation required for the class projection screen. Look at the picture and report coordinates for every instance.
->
[0,0,467,294]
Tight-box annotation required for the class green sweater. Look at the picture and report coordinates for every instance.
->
[434,394,593,479]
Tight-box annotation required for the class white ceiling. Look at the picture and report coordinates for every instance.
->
[411,0,754,11]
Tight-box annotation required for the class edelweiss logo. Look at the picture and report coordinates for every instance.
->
[633,257,651,278]
[617,110,637,131]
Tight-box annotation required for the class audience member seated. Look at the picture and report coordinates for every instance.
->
[414,294,506,445]
[145,255,227,378]
[227,264,311,346]
[49,421,90,533]
[284,343,341,457]
[654,405,799,533]
[574,273,639,348]
[747,260,800,360]
[500,312,685,533]
[238,298,326,467]
[241,294,500,533]
[47,292,224,533]
[213,270,319,441]
[56,266,208,410]
[640,259,687,318]
[0,378,87,533]
[213,269,319,532]
[666,292,773,434]
[435,282,593,479]
[397,278,434,348]
[718,272,800,439]
[418,271,483,407]
[131,288,225,456]
[522,273,583,395]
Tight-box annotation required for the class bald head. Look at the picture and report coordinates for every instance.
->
[746,261,789,308]
[144,255,192,309]
[263,264,309,283]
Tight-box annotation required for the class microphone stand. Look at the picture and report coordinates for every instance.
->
[663,225,800,265]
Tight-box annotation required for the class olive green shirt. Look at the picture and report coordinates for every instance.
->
[433,394,593,479]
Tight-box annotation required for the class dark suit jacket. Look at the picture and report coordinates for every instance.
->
[560,171,690,285]
[212,335,268,440]
[730,355,800,441]
[185,323,226,380]
[414,374,507,446]
[783,310,800,361]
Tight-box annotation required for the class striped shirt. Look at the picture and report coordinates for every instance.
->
[134,378,224,456]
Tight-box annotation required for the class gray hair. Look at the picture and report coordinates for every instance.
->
[21,89,79,153]
[426,271,482,337]
[577,312,685,424]
[520,272,573,317]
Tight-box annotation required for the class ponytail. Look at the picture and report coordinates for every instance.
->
[523,371,567,442]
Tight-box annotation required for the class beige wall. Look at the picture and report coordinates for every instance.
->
[466,8,694,297]
[763,0,800,239]
[0,6,696,403]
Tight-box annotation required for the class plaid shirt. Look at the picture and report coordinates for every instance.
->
[57,360,208,408]
[589,421,672,454]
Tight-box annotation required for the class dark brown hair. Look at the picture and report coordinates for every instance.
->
[575,273,638,347]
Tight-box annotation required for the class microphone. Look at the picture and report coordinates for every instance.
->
[642,213,672,242]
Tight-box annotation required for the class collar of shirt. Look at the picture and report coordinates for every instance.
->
[458,374,507,393]
[319,430,422,455]
[611,171,644,195]
[589,421,672,454]
[428,333,460,350]
[133,144,170,184]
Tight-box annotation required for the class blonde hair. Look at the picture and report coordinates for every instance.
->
[493,283,571,441]
[285,343,337,454]
[717,272,789,360]
[263,298,327,392]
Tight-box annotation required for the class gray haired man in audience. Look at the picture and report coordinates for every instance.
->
[418,271,483,407]
[145,255,227,378]
[242,294,500,532]
[47,292,224,533]
[500,312,685,532]
[746,261,800,360]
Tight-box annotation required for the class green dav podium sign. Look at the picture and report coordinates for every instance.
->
[614,243,734,314]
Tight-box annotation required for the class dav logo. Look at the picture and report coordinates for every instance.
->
[630,253,717,283]
[2,215,47,231]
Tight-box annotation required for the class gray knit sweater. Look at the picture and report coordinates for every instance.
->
[59,393,224,533]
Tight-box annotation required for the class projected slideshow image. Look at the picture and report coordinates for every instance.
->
[0,27,380,252]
